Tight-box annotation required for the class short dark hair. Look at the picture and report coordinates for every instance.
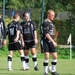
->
[13,13,20,19]
[23,11,29,17]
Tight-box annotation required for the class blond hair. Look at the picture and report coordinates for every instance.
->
[46,10,54,16]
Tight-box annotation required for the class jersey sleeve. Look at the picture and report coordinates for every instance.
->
[16,22,21,31]
[20,22,24,34]
[31,21,36,30]
[20,25,23,34]
[6,24,9,35]
[42,22,49,35]
[1,19,6,39]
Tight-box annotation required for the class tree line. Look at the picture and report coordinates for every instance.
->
[0,0,75,45]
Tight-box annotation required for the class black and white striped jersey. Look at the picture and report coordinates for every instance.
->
[6,20,21,43]
[0,18,6,40]
[42,19,54,40]
[21,20,36,42]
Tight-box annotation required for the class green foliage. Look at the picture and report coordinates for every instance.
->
[5,0,42,10]
[1,0,75,60]
[0,45,75,59]
[57,46,75,59]
[53,19,75,45]
[4,16,12,26]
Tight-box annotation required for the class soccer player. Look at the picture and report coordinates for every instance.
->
[20,11,39,71]
[41,10,59,75]
[6,13,26,71]
[0,13,6,48]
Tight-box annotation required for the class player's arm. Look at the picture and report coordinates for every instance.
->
[34,30,38,44]
[45,33,57,47]
[14,30,20,42]
[33,21,38,44]
[43,22,57,47]
[19,24,24,47]
[2,20,6,46]
[20,33,25,47]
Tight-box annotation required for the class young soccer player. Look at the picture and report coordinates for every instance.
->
[20,11,39,71]
[41,10,59,75]
[0,13,6,48]
[6,13,26,71]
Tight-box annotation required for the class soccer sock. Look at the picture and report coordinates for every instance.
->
[20,55,26,69]
[51,59,57,72]
[32,55,37,67]
[43,60,48,73]
[7,55,12,69]
[25,56,29,67]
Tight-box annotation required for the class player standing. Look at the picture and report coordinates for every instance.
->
[20,11,39,71]
[0,13,6,48]
[41,10,59,75]
[6,13,26,71]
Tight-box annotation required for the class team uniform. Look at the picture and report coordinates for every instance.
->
[21,20,39,71]
[41,19,58,75]
[0,18,6,48]
[21,20,36,49]
[6,20,22,50]
[6,20,25,71]
[41,19,57,53]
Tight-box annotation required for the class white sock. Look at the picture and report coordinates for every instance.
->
[51,59,57,72]
[25,56,29,67]
[32,55,37,67]
[8,61,12,69]
[21,55,26,69]
[8,55,12,69]
[44,60,49,73]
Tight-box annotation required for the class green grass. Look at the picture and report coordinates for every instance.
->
[0,57,75,75]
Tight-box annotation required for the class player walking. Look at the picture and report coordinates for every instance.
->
[6,13,26,71]
[41,10,59,75]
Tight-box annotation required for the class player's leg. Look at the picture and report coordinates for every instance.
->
[15,42,26,70]
[24,49,29,70]
[7,50,13,71]
[18,50,26,70]
[50,52,57,72]
[31,47,39,71]
[30,40,39,71]
[49,52,59,75]
[43,40,50,75]
[49,42,59,75]
[23,42,30,70]
[43,52,49,75]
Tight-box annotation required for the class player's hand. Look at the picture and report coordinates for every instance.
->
[52,41,57,47]
[34,39,38,44]
[2,39,6,46]
[14,38,18,42]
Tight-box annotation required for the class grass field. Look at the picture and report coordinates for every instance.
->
[0,57,75,75]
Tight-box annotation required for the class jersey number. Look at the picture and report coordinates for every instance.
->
[9,28,14,35]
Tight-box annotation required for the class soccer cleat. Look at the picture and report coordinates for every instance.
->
[51,72,59,75]
[44,72,48,75]
[34,65,39,71]
[8,68,13,71]
[26,66,29,70]
[20,67,29,71]
[49,66,56,73]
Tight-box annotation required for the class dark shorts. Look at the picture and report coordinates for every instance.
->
[8,41,22,51]
[43,39,57,53]
[23,41,36,50]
